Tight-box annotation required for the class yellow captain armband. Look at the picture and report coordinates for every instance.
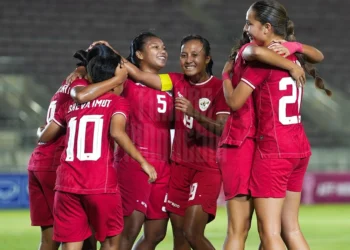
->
[159,74,173,91]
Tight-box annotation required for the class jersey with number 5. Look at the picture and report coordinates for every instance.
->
[115,79,173,163]
[28,79,88,171]
[241,54,311,159]
[53,92,130,194]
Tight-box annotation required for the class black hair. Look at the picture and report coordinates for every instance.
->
[73,44,118,67]
[87,55,121,83]
[127,31,159,68]
[180,34,214,75]
[229,32,251,61]
[251,0,331,96]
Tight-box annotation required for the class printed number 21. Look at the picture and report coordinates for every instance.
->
[279,77,302,125]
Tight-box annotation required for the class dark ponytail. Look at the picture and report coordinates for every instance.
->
[180,34,214,75]
[285,20,332,96]
[73,44,118,67]
[229,32,250,61]
[251,0,331,96]
[127,32,159,68]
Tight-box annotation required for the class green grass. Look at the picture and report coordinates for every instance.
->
[1,204,349,249]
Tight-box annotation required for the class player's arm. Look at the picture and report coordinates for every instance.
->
[38,121,64,143]
[175,97,229,136]
[110,113,157,182]
[90,40,172,91]
[223,79,254,111]
[241,45,306,86]
[70,65,128,104]
[222,60,254,111]
[123,60,173,91]
[268,41,324,64]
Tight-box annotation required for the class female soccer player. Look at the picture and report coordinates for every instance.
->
[67,32,173,250]
[27,46,126,250]
[218,31,305,250]
[109,34,230,250]
[39,53,157,250]
[221,1,330,249]
[218,27,324,250]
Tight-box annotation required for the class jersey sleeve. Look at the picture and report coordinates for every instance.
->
[112,96,130,120]
[164,72,184,91]
[69,79,89,92]
[241,63,271,89]
[215,86,231,115]
[53,102,68,128]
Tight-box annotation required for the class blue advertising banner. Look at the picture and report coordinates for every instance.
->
[0,174,29,208]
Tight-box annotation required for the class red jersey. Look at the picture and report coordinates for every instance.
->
[28,79,88,171]
[219,43,256,147]
[53,92,130,194]
[241,54,311,158]
[168,73,230,172]
[115,79,173,163]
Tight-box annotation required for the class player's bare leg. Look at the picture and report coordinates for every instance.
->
[39,226,60,250]
[254,198,285,250]
[281,191,310,250]
[133,218,168,250]
[82,235,97,250]
[119,210,145,250]
[183,205,214,250]
[223,195,254,250]
[61,241,84,250]
[101,235,120,250]
[169,212,191,250]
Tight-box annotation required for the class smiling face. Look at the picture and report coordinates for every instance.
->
[179,39,210,79]
[137,36,167,72]
[244,7,268,46]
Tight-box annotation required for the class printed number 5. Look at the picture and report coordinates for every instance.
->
[157,94,167,113]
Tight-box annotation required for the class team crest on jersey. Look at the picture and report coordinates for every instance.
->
[199,98,211,111]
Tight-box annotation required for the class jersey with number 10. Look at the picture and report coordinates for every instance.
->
[28,79,88,171]
[53,92,130,194]
[241,54,311,159]
[115,79,173,163]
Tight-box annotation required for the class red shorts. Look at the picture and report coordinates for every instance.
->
[166,163,222,222]
[53,191,123,242]
[28,170,56,226]
[249,151,310,198]
[217,139,255,200]
[117,159,170,220]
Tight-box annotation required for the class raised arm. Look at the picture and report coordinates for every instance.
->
[110,114,157,183]
[242,44,306,86]
[70,65,128,104]
[87,40,170,91]
[267,41,324,63]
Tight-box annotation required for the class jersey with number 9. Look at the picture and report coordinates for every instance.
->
[28,79,88,171]
[241,54,311,159]
[53,92,130,194]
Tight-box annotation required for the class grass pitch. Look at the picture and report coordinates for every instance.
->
[1,204,349,250]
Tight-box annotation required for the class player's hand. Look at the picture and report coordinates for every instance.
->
[115,63,128,81]
[268,42,290,57]
[175,97,195,117]
[88,40,120,55]
[289,64,306,87]
[66,66,87,84]
[140,162,157,183]
[222,60,234,75]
